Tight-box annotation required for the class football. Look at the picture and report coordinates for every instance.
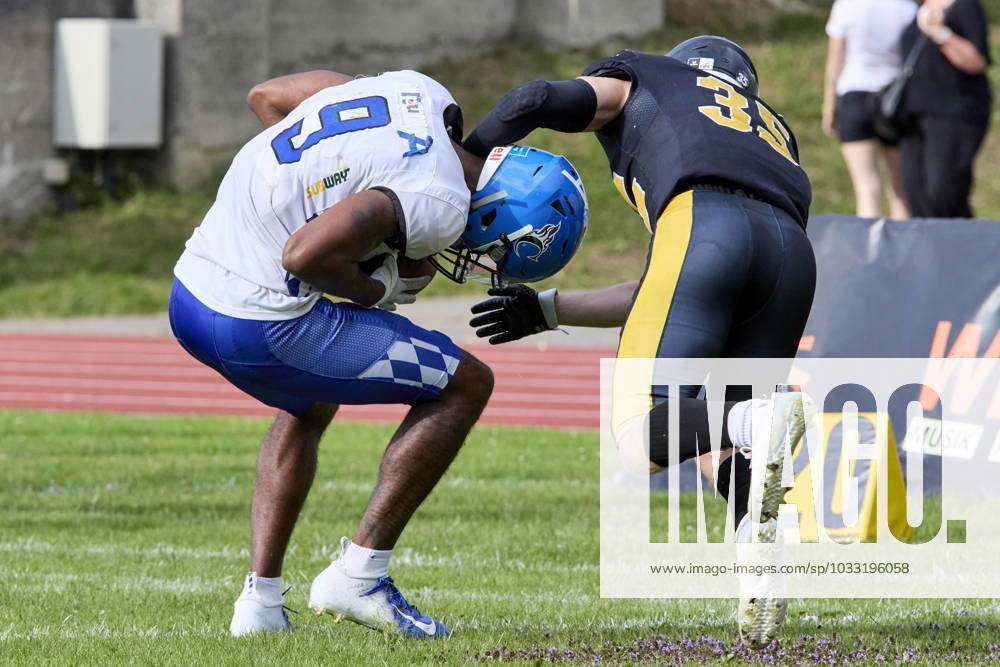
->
[358,253,389,276]
[359,254,436,295]
[398,256,437,294]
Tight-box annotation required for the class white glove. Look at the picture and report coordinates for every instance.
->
[399,273,433,295]
[369,252,415,311]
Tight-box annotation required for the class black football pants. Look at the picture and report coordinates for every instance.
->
[614,188,816,469]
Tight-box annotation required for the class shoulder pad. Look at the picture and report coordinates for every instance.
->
[581,52,636,79]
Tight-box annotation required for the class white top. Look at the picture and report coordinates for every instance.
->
[174,70,470,320]
[826,0,918,95]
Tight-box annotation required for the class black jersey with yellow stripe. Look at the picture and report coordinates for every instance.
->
[581,50,812,230]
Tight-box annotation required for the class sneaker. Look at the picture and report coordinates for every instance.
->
[309,538,451,639]
[229,572,295,637]
[736,513,788,648]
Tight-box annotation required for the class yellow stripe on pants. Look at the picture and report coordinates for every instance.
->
[612,191,695,470]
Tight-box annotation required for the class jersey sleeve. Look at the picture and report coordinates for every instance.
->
[825,0,848,38]
[377,188,468,260]
[581,53,633,80]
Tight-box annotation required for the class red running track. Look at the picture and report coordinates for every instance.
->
[0,334,613,429]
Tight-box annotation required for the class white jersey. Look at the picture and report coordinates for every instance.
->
[175,70,470,320]
[826,0,917,95]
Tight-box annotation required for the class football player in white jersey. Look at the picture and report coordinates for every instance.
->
[169,68,586,638]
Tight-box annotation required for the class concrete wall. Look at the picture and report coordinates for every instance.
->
[518,0,663,48]
[153,0,528,188]
[1,0,664,217]
[0,0,126,219]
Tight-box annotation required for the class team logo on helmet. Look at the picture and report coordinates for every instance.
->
[514,223,561,261]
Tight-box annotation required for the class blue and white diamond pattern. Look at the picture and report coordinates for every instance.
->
[359,337,460,391]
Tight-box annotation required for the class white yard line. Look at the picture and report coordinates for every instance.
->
[0,538,598,574]
[0,538,246,561]
[0,623,224,641]
[10,475,597,497]
[3,570,220,594]
[3,571,592,606]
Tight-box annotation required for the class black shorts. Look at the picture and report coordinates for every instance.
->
[837,91,896,145]
[618,187,816,402]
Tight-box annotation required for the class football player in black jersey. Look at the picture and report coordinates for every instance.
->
[463,36,815,646]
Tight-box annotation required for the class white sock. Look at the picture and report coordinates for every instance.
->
[728,398,774,449]
[244,571,283,605]
[341,540,392,580]
[727,399,755,449]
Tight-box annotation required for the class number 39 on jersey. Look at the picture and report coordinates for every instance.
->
[696,76,799,165]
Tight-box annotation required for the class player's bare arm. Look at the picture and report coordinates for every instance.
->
[461,75,630,157]
[576,76,631,130]
[247,69,355,127]
[281,189,398,307]
[552,281,637,327]
[470,281,637,344]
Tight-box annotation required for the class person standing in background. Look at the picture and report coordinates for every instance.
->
[822,0,917,220]
[899,0,992,218]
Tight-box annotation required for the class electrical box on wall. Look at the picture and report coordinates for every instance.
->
[53,19,163,149]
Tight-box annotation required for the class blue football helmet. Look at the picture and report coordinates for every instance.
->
[432,145,588,286]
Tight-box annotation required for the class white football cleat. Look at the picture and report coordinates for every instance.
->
[309,538,451,639]
[229,572,295,637]
[735,391,806,648]
[736,514,788,648]
[742,391,808,524]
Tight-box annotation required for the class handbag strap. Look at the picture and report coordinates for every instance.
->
[901,3,955,78]
[900,35,929,78]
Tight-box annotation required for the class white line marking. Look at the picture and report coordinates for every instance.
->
[0,539,598,573]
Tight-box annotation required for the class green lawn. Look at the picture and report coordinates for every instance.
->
[2,410,999,665]
[0,17,998,317]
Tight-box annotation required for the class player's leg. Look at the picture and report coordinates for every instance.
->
[723,197,815,524]
[170,284,486,637]
[250,403,338,578]
[251,303,492,549]
[723,199,815,648]
[308,351,492,638]
[229,404,338,636]
[352,352,492,550]
[840,139,883,218]
[170,279,315,635]
[232,301,491,637]
[614,189,749,474]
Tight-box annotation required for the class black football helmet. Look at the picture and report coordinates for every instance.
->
[666,35,759,97]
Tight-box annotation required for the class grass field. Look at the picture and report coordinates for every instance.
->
[3,410,1000,665]
[0,16,997,318]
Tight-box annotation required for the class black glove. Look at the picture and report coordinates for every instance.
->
[469,284,558,344]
